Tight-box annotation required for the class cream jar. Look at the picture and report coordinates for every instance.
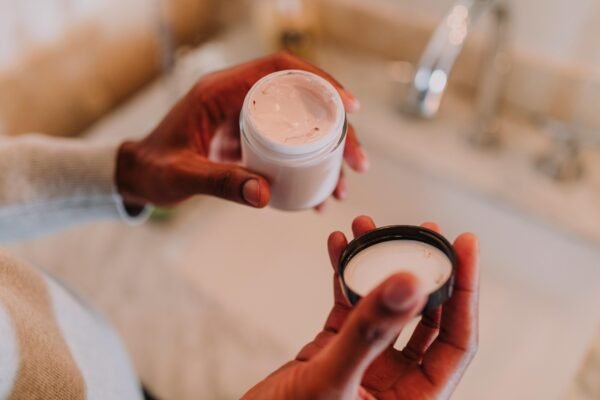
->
[240,70,347,211]
[339,225,457,312]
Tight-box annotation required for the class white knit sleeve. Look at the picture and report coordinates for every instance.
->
[0,134,151,242]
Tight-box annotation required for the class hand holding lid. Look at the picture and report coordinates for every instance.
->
[242,215,480,400]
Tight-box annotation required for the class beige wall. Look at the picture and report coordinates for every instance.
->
[369,0,600,72]
[322,0,600,128]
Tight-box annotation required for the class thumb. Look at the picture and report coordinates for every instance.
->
[312,273,425,389]
[184,161,271,208]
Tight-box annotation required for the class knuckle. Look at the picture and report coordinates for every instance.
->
[211,170,234,198]
[462,338,478,362]
[275,50,293,62]
[190,79,208,102]
[159,161,179,185]
[402,345,424,362]
[421,315,440,330]
[355,316,387,345]
[272,50,298,70]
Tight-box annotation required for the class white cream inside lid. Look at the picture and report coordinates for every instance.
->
[247,71,342,149]
[344,240,453,296]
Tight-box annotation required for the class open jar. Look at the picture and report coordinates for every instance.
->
[240,70,347,211]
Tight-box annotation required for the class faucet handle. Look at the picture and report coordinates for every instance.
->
[468,2,511,149]
[535,120,585,182]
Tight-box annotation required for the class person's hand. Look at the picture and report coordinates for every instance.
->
[243,215,479,400]
[115,52,367,209]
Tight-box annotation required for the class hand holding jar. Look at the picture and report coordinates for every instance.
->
[115,52,367,211]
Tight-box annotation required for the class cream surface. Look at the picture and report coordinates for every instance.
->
[344,240,452,296]
[247,73,338,146]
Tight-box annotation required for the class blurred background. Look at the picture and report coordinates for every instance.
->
[1,0,599,399]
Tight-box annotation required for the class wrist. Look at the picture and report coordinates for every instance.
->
[115,140,148,208]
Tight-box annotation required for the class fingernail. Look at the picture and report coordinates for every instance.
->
[382,274,420,312]
[337,180,348,199]
[242,179,261,207]
[357,148,370,172]
[348,97,361,113]
[315,201,327,213]
[341,89,360,113]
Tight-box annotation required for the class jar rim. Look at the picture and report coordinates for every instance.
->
[338,225,458,313]
[240,70,346,159]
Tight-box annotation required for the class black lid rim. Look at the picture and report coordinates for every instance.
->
[338,225,458,313]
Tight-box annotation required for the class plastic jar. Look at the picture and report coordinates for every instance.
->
[240,69,347,210]
[339,225,457,312]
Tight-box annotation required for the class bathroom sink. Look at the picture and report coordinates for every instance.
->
[155,31,600,398]
[8,26,600,399]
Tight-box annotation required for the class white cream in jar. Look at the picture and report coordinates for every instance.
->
[240,70,346,210]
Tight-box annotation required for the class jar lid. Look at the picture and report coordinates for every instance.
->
[338,225,457,312]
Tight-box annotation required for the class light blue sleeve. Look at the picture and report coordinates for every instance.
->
[0,134,151,243]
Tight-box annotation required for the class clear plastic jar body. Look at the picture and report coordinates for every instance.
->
[240,70,347,211]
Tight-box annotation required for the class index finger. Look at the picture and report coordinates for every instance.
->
[421,233,480,387]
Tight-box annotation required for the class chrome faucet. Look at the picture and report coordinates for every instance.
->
[403,0,511,136]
